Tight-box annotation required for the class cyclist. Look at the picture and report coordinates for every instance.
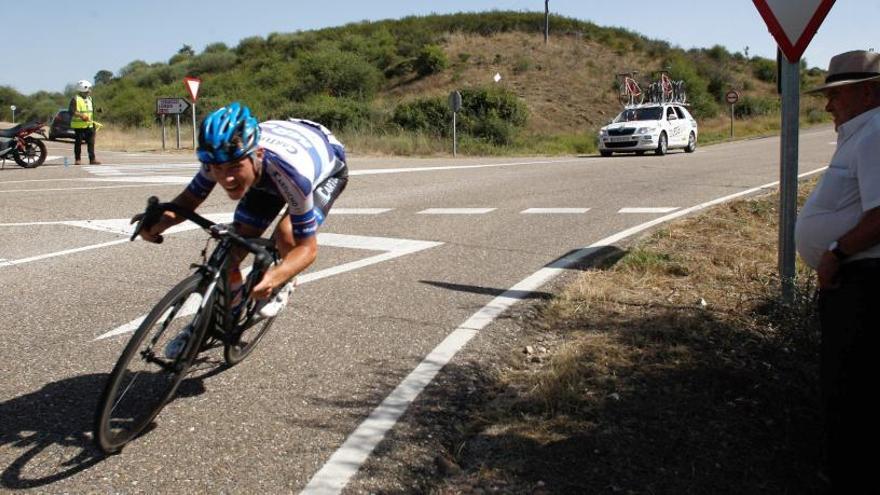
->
[133,102,348,357]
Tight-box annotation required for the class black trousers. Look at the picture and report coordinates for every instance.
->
[818,259,880,494]
[73,127,96,161]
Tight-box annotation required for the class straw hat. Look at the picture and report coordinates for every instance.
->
[807,50,880,93]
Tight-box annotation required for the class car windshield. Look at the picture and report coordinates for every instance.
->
[612,107,663,123]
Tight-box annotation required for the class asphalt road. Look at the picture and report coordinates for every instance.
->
[0,130,834,493]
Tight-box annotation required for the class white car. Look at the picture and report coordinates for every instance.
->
[598,103,698,157]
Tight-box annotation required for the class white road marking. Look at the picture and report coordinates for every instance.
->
[93,232,442,340]
[0,184,159,194]
[418,208,496,215]
[0,239,129,268]
[74,159,588,185]
[619,207,680,214]
[330,208,393,215]
[301,165,831,495]
[521,208,590,214]
[349,158,586,176]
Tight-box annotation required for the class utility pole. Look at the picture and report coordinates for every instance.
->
[544,1,549,44]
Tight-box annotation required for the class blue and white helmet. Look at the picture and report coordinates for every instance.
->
[197,102,260,165]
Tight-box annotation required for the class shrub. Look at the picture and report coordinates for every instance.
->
[391,97,450,135]
[413,44,449,77]
[187,51,239,76]
[391,86,528,145]
[295,48,383,99]
[752,57,776,83]
[734,95,781,118]
[282,94,373,130]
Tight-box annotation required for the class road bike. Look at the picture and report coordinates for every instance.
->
[617,72,644,106]
[647,71,688,104]
[94,197,283,454]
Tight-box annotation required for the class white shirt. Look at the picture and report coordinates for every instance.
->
[795,106,880,268]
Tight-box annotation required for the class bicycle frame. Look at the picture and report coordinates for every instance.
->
[131,197,279,343]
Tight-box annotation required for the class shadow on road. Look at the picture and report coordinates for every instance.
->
[0,366,214,489]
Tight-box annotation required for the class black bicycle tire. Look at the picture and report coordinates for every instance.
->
[94,274,212,454]
[223,314,277,366]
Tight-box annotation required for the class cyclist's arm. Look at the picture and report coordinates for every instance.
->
[251,218,317,300]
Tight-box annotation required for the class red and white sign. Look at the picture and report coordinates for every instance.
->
[725,90,740,105]
[184,76,201,102]
[752,0,835,63]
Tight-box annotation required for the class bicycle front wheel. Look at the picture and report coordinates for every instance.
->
[95,274,213,454]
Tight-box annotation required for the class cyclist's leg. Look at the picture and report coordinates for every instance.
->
[312,161,349,224]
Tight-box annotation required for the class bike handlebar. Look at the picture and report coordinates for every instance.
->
[131,196,275,266]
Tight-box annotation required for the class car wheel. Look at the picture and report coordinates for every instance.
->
[600,150,612,157]
[655,133,668,156]
[685,132,697,153]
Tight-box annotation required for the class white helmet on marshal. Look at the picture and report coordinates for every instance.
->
[76,80,92,92]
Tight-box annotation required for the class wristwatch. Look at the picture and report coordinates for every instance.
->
[828,240,849,261]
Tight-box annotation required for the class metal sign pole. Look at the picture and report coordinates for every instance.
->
[778,58,800,303]
[191,102,197,149]
[730,104,735,138]
[453,111,457,157]
[161,114,167,151]
[176,114,181,149]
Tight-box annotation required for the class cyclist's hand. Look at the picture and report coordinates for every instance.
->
[130,212,165,243]
[252,268,284,300]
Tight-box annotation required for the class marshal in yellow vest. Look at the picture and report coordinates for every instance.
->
[71,95,94,129]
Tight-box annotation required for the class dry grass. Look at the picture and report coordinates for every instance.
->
[96,123,196,153]
[433,179,826,493]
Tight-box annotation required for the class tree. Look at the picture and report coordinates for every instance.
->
[178,44,195,57]
[94,70,113,86]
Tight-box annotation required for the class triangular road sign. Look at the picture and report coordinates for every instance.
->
[753,0,835,63]
[184,76,201,102]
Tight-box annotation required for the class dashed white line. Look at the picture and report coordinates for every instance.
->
[331,208,393,215]
[417,208,496,215]
[619,207,680,214]
[521,208,590,214]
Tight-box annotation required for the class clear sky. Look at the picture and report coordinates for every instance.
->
[4,0,875,95]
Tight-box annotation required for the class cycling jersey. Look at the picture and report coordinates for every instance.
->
[187,119,347,238]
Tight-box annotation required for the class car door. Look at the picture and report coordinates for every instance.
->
[665,106,684,146]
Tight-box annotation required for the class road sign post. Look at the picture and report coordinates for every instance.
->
[157,98,191,150]
[10,105,16,124]
[448,91,462,157]
[184,77,201,148]
[753,0,836,303]
[725,90,739,138]
[779,57,800,302]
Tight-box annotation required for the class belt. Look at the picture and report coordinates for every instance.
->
[839,258,880,282]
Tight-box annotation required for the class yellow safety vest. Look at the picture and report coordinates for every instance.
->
[71,95,94,129]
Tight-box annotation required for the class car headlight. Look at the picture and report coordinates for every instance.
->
[636,127,656,135]
[599,128,608,136]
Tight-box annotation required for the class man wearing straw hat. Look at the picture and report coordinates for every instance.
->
[796,50,880,493]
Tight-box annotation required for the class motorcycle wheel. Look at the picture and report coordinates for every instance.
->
[13,137,47,168]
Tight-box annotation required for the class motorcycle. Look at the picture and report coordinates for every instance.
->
[0,120,48,169]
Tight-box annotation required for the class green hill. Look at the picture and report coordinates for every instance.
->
[1,11,827,154]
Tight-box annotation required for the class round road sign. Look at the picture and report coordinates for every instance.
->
[725,90,740,105]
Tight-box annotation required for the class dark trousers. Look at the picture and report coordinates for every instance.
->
[73,127,96,161]
[818,259,880,494]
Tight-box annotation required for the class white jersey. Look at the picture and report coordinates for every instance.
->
[187,119,347,237]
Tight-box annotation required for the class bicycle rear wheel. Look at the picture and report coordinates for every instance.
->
[224,308,277,366]
[95,274,213,454]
